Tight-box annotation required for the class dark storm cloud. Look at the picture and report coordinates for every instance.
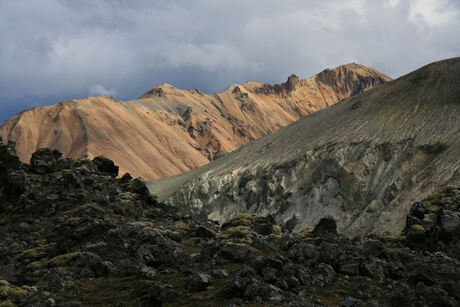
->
[1,0,459,122]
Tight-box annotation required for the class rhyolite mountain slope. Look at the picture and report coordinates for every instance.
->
[1,141,459,306]
[0,64,390,180]
[148,57,460,238]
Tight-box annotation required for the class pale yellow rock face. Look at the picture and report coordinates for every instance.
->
[0,63,390,180]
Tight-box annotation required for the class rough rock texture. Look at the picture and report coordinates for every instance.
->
[0,64,390,180]
[148,57,460,237]
[0,142,459,306]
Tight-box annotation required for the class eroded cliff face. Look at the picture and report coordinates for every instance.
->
[0,63,390,180]
[148,58,460,237]
[162,139,456,238]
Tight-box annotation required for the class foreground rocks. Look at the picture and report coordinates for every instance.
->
[0,140,459,306]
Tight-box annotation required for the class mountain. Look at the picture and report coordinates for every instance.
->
[147,57,460,237]
[1,142,459,305]
[0,64,390,180]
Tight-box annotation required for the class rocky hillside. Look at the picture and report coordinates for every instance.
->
[0,141,459,306]
[148,57,460,238]
[0,64,389,180]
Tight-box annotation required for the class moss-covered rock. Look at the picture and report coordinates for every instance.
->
[49,252,81,267]
[8,288,28,300]
[221,225,254,244]
[16,245,51,261]
[0,300,17,307]
[411,224,425,232]
[221,214,252,229]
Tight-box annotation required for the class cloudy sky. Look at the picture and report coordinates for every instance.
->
[1,0,459,123]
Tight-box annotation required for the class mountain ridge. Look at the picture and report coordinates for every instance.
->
[147,57,460,237]
[0,63,390,180]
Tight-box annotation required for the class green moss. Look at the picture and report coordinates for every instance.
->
[223,225,251,237]
[0,285,12,294]
[49,252,81,267]
[423,186,459,208]
[17,245,50,261]
[0,300,16,307]
[163,230,182,242]
[221,226,253,244]
[411,224,425,232]
[384,236,406,243]
[296,227,314,236]
[0,280,10,286]
[422,214,433,223]
[176,222,189,231]
[426,205,439,212]
[9,288,28,300]
[25,259,48,270]
[222,214,252,229]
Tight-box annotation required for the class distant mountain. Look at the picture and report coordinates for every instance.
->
[0,64,390,180]
[148,57,460,237]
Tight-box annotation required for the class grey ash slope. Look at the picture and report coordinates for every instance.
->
[148,57,460,237]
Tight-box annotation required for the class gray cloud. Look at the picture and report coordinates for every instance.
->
[1,0,459,122]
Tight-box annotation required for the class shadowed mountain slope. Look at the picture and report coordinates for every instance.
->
[0,64,389,180]
[148,57,460,237]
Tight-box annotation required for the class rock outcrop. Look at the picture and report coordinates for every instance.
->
[0,141,459,306]
[148,57,460,238]
[0,64,390,180]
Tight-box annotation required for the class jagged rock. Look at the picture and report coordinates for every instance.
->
[287,242,318,260]
[120,172,133,183]
[219,243,249,262]
[284,214,297,233]
[188,273,211,291]
[30,148,62,173]
[360,259,385,282]
[212,269,229,278]
[440,210,460,234]
[340,296,362,307]
[312,216,338,236]
[92,156,119,177]
[391,282,415,305]
[315,263,335,284]
[339,260,361,276]
[195,225,217,238]
[0,141,20,173]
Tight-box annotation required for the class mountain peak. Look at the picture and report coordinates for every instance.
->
[313,63,392,95]
[139,82,179,98]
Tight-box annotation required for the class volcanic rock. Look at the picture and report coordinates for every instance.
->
[0,143,459,305]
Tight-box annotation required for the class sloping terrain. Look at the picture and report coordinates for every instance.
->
[0,64,390,180]
[0,141,459,306]
[148,57,460,237]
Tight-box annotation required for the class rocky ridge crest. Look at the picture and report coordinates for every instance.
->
[0,63,390,180]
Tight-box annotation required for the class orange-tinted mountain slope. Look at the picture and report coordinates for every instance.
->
[0,63,390,179]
